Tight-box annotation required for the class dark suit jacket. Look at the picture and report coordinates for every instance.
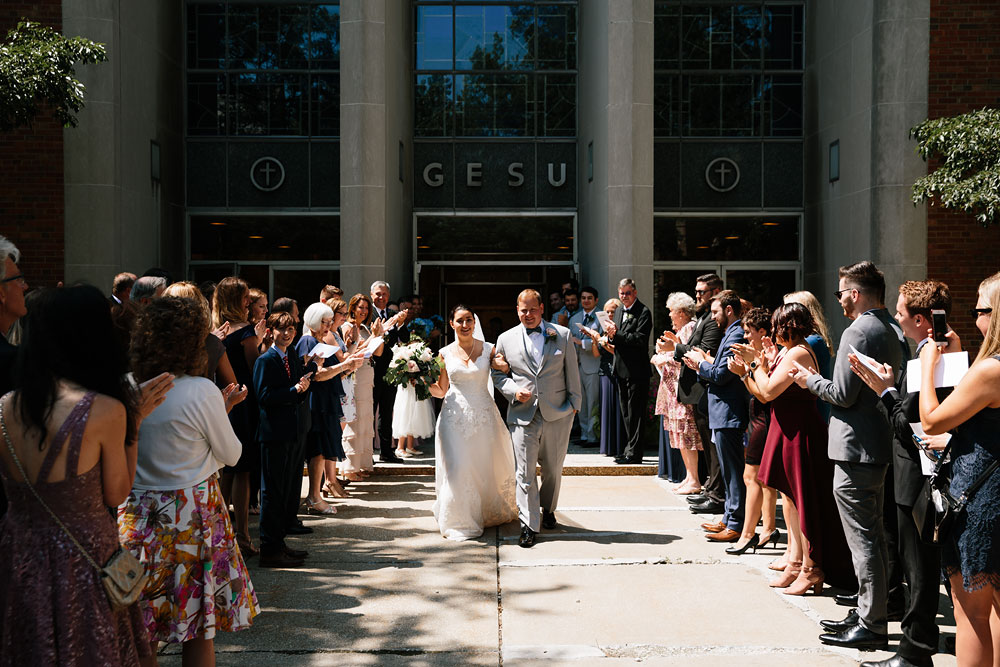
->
[253,346,308,443]
[611,299,652,380]
[371,317,409,380]
[673,308,721,406]
[880,340,953,506]
[697,319,749,430]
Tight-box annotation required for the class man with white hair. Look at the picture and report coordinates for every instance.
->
[130,275,167,305]
[0,235,27,518]
[370,280,410,463]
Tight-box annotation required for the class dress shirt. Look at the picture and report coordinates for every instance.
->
[525,324,544,364]
[133,375,242,490]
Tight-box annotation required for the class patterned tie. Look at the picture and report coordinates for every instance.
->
[283,355,291,378]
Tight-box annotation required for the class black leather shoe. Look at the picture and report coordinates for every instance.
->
[860,654,933,667]
[579,440,599,449]
[518,524,536,548]
[286,524,314,535]
[542,511,557,530]
[689,500,725,514]
[284,546,308,559]
[380,452,403,464]
[686,493,708,504]
[820,608,859,632]
[818,623,889,650]
[835,593,858,607]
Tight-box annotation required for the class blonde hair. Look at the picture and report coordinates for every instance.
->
[517,289,542,307]
[784,290,833,353]
[975,272,1000,364]
[162,281,211,320]
[211,276,249,329]
[604,298,622,311]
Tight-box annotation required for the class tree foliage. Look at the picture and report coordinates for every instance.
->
[0,20,107,132]
[911,108,1000,227]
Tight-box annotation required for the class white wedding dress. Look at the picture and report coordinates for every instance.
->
[433,342,518,540]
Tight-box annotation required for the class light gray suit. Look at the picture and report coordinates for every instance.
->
[492,322,582,531]
[568,308,603,442]
[806,308,904,635]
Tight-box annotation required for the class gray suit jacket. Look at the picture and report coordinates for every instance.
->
[568,308,602,375]
[492,323,583,427]
[806,309,905,464]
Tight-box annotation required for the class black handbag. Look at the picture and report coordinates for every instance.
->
[912,439,1000,544]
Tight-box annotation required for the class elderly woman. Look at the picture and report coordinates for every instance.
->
[295,302,364,514]
[119,296,258,666]
[581,299,626,458]
[339,294,386,481]
[651,292,702,493]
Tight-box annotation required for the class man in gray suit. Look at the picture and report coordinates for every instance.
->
[792,261,904,650]
[493,289,582,548]
[568,286,602,447]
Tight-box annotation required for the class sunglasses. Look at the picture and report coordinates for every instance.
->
[833,287,857,300]
[970,307,993,318]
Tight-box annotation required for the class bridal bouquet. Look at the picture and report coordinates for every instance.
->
[383,338,443,401]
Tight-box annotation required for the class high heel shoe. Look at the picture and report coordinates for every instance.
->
[304,498,337,515]
[758,528,781,549]
[236,536,258,557]
[725,534,759,555]
[782,565,824,595]
[768,559,802,587]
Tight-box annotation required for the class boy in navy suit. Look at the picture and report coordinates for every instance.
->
[254,311,312,568]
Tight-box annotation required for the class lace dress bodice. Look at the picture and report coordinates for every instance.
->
[440,343,498,432]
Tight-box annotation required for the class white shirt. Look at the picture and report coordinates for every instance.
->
[525,324,545,364]
[133,375,242,490]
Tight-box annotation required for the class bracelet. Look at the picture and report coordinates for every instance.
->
[740,372,750,381]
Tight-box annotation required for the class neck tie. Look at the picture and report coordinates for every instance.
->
[526,326,543,335]
[283,355,291,379]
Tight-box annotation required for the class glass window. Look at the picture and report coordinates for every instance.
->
[683,74,760,137]
[416,216,574,261]
[187,4,226,69]
[231,73,306,136]
[309,4,341,69]
[653,216,799,262]
[190,215,340,261]
[764,5,804,70]
[763,74,802,137]
[415,74,454,136]
[535,4,577,70]
[654,4,679,70]
[187,73,227,135]
[455,5,532,70]
[456,73,530,137]
[540,74,575,136]
[654,73,679,137]
[311,74,339,136]
[416,5,454,70]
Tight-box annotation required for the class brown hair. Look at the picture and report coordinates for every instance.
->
[898,280,951,320]
[517,289,542,306]
[696,273,723,290]
[839,260,886,304]
[112,272,137,295]
[771,302,815,345]
[266,311,296,332]
[712,289,743,318]
[211,276,249,329]
[131,296,209,382]
[327,298,347,316]
[347,293,373,324]
[320,284,343,302]
[784,290,833,353]
[742,306,771,334]
[162,281,211,318]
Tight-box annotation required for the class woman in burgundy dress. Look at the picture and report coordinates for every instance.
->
[730,303,853,595]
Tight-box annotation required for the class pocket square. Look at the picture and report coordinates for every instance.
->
[553,349,563,356]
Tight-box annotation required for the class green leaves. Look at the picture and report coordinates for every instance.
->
[911,108,1000,227]
[0,20,107,132]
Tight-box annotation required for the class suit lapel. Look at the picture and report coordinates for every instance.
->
[519,327,541,375]
[539,328,556,373]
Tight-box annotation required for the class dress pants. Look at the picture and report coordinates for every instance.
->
[260,439,297,554]
[713,428,746,530]
[695,409,724,503]
[896,502,941,662]
[372,377,395,457]
[284,426,308,529]
[617,376,647,460]
[510,411,573,532]
[833,461,890,634]
[578,371,599,442]
[883,471,906,609]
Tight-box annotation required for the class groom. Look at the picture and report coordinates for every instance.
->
[493,289,582,548]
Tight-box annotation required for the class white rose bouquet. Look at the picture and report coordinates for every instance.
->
[383,338,443,400]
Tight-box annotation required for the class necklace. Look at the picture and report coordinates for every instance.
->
[455,340,479,364]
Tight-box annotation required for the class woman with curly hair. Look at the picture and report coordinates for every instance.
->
[118,296,259,665]
[339,294,385,481]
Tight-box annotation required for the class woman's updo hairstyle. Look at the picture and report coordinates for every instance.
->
[770,302,815,344]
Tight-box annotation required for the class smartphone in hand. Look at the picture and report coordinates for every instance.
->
[931,309,948,343]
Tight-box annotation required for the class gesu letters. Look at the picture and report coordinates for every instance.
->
[421,162,568,188]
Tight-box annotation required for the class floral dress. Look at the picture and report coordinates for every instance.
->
[654,320,701,450]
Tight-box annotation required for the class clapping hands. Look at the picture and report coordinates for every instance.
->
[788,360,815,388]
[683,348,707,370]
[137,372,174,420]
[222,383,248,412]
[848,354,895,395]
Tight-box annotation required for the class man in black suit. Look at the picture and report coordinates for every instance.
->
[604,278,652,464]
[0,235,27,520]
[371,280,410,463]
[110,272,136,306]
[663,273,725,516]
[253,311,313,568]
[850,280,955,667]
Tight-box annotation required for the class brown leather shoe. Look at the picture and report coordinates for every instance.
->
[706,528,740,542]
[701,520,726,533]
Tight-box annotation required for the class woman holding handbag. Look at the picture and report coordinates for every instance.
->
[0,285,171,666]
[919,270,1000,667]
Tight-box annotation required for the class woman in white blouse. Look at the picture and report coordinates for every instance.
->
[118,296,259,666]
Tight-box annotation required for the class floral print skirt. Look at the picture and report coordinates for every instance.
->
[118,476,259,643]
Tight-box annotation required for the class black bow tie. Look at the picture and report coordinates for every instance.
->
[526,326,543,335]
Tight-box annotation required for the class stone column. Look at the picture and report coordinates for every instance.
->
[577,0,654,304]
[339,1,413,299]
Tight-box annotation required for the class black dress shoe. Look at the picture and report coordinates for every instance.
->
[818,623,889,650]
[686,493,708,504]
[820,608,859,632]
[860,654,933,667]
[689,500,725,514]
[380,452,403,463]
[284,546,308,559]
[835,593,858,607]
[286,524,314,535]
[518,524,536,548]
[542,511,557,529]
[579,440,599,449]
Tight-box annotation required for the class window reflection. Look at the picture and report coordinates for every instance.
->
[455,5,532,70]
[653,217,799,262]
[190,215,340,261]
[416,216,574,261]
[416,5,453,70]
[457,74,530,137]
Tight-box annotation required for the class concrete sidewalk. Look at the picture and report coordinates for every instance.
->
[160,474,958,666]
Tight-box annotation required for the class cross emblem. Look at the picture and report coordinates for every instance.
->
[250,157,286,192]
[705,157,740,193]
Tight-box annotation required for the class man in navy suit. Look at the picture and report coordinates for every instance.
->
[254,311,312,568]
[684,290,749,542]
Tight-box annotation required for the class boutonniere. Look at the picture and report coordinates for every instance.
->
[544,328,558,343]
[623,312,633,322]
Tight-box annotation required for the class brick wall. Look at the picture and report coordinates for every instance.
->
[0,2,64,287]
[927,0,1000,346]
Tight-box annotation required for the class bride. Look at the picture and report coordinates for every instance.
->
[429,305,518,540]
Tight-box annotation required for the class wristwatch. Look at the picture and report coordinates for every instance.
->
[749,360,759,371]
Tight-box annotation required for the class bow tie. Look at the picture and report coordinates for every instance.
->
[526,326,543,335]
